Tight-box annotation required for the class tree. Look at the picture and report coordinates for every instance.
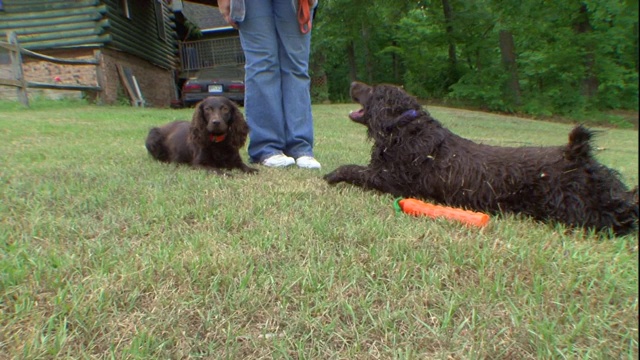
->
[498,30,522,106]
[442,0,457,66]
[575,2,598,98]
[312,0,638,114]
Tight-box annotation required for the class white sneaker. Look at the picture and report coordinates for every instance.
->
[261,154,295,168]
[296,156,321,169]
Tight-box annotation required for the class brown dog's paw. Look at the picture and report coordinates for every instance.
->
[244,166,259,174]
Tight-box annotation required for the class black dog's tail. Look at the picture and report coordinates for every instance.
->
[145,127,169,162]
[630,186,639,211]
[564,125,595,162]
[631,186,639,203]
[611,185,639,236]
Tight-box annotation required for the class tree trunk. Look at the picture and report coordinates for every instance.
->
[442,0,457,67]
[347,40,357,82]
[575,3,598,98]
[361,24,374,83]
[498,30,522,106]
[392,40,400,84]
[442,0,459,86]
[635,21,639,72]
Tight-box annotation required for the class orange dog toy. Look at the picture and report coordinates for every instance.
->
[394,198,490,228]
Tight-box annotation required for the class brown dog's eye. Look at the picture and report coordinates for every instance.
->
[221,105,229,113]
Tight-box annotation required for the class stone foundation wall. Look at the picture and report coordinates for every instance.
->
[0,47,176,107]
[100,48,176,107]
[0,62,17,101]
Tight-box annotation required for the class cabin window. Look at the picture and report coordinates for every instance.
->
[155,0,167,41]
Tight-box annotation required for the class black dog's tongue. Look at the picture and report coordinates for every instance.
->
[349,108,364,121]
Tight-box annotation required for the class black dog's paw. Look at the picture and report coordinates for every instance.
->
[324,165,367,184]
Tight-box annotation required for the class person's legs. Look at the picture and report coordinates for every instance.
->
[273,0,316,160]
[238,0,290,164]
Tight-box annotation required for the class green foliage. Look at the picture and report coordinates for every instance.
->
[312,0,639,116]
[396,9,457,98]
[184,19,203,40]
[449,67,509,111]
[310,77,329,104]
[595,62,639,109]
[324,60,353,102]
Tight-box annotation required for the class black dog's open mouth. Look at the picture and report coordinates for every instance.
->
[349,82,373,123]
[349,108,365,121]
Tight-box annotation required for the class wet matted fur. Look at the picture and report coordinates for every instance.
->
[324,81,638,236]
[145,96,257,174]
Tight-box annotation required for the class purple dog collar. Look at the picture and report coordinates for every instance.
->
[401,109,420,119]
[385,109,423,132]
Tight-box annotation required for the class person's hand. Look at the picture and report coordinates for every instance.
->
[217,0,238,29]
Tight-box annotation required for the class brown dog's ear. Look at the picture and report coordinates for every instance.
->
[227,101,249,149]
[189,100,208,145]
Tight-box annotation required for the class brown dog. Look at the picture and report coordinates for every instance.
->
[145,96,257,174]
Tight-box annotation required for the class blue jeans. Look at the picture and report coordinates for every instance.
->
[237,0,315,163]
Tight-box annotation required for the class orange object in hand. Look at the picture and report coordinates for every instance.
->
[394,198,490,228]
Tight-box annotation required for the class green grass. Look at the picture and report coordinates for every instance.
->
[0,99,638,359]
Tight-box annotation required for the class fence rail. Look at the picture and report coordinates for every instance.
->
[0,31,101,106]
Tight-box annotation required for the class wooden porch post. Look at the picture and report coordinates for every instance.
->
[7,32,29,107]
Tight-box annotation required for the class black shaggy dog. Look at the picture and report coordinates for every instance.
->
[145,96,257,174]
[324,81,639,235]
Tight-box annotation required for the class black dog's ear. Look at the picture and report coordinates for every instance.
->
[227,101,249,149]
[365,85,424,138]
[189,100,208,145]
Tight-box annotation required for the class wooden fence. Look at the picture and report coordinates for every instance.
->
[0,31,102,106]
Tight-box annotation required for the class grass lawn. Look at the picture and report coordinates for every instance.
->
[0,99,638,359]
